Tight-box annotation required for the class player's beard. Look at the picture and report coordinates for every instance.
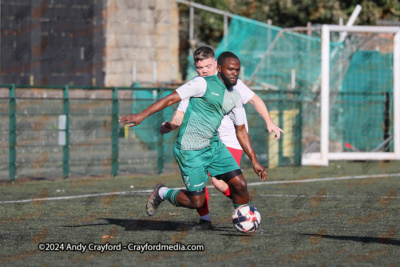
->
[220,71,237,89]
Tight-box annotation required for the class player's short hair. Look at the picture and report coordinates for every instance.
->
[193,46,215,63]
[217,51,239,66]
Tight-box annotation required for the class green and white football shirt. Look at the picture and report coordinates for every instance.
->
[175,75,246,151]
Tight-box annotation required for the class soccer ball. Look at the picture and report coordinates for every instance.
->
[232,205,261,233]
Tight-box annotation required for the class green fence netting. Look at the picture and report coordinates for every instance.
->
[187,15,394,155]
[338,51,393,152]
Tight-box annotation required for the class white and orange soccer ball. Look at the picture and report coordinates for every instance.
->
[232,205,261,233]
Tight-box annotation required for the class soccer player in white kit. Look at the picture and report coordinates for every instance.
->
[160,47,284,230]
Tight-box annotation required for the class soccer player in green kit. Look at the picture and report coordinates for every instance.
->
[119,52,267,221]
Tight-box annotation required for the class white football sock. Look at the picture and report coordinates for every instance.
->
[200,214,211,222]
[158,186,168,200]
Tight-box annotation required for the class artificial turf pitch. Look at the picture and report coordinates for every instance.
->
[1,161,399,266]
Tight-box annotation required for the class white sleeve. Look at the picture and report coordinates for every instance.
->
[233,79,255,104]
[227,99,246,126]
[175,77,207,100]
[177,99,189,113]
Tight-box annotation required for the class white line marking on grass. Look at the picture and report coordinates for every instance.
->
[246,172,400,186]
[1,173,399,205]
[0,190,153,204]
[208,193,396,199]
[258,194,397,199]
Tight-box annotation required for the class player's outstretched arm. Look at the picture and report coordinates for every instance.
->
[160,110,184,135]
[119,91,181,127]
[248,94,284,139]
[235,124,268,181]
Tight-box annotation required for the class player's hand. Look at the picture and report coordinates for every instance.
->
[267,123,285,140]
[119,113,144,127]
[252,161,268,181]
[160,121,173,135]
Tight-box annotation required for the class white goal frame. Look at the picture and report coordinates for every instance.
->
[302,25,400,165]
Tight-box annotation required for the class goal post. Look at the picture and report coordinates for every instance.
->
[302,25,400,165]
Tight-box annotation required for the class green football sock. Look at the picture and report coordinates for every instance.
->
[165,189,180,207]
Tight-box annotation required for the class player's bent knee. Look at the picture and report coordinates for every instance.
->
[239,178,247,190]
[192,198,205,209]
[186,188,206,209]
[188,195,205,209]
[229,176,248,195]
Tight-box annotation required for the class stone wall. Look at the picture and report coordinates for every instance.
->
[103,0,181,86]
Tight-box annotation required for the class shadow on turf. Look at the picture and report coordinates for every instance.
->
[100,218,225,232]
[301,234,400,246]
[64,218,237,232]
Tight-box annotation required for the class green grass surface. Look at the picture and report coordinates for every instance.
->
[1,161,400,266]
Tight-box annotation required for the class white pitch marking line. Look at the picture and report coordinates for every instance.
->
[0,190,154,204]
[246,172,400,186]
[260,194,397,199]
[208,194,397,199]
[0,173,399,204]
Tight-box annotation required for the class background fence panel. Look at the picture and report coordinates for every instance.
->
[0,85,302,182]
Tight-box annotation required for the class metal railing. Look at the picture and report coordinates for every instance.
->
[1,84,302,181]
[1,84,175,181]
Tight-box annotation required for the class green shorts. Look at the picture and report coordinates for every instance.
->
[173,140,240,191]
